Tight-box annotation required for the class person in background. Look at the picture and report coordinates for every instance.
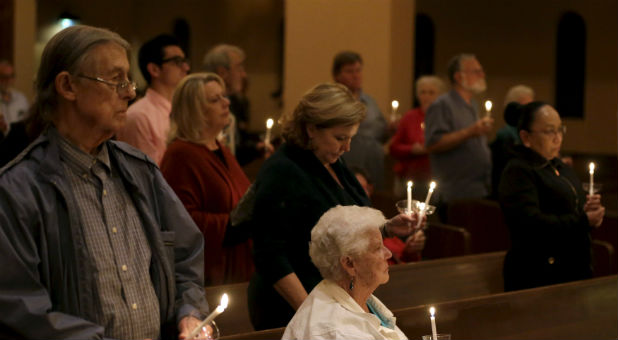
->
[0,25,208,339]
[499,101,605,291]
[333,51,389,191]
[202,44,273,165]
[0,60,29,139]
[161,73,253,286]
[283,205,408,340]
[390,75,446,199]
[425,54,493,220]
[247,83,420,330]
[116,34,190,164]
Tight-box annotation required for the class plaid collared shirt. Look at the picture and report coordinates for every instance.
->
[58,135,160,339]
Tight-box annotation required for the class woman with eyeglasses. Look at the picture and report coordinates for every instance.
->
[160,73,253,286]
[498,101,605,292]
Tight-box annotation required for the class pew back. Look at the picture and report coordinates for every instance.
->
[374,251,504,310]
[394,275,618,340]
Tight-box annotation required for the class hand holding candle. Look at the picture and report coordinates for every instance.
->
[588,162,595,196]
[188,293,229,340]
[407,181,413,214]
[430,306,438,340]
[265,118,274,146]
[391,100,399,122]
[484,100,492,119]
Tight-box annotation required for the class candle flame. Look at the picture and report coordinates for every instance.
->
[484,100,492,112]
[407,181,413,189]
[430,306,435,317]
[266,118,274,129]
[218,293,229,311]
[391,100,399,109]
[429,181,436,191]
[589,162,595,174]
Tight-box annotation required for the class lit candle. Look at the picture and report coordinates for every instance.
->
[430,306,438,340]
[484,100,492,119]
[589,162,595,196]
[424,181,436,207]
[407,181,413,214]
[391,100,399,122]
[265,118,274,146]
[415,181,436,230]
[187,293,229,340]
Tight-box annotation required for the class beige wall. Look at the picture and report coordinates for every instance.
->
[13,0,36,101]
[417,0,618,155]
[283,0,415,122]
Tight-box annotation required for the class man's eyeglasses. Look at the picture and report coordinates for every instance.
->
[78,75,136,95]
[161,56,190,67]
[529,125,567,138]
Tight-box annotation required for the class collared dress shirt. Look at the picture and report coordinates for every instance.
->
[58,135,160,339]
[282,279,407,340]
[116,88,171,164]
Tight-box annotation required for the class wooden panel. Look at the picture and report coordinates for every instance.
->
[0,0,13,62]
[394,276,618,340]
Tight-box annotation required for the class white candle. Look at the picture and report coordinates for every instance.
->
[188,293,229,340]
[484,100,492,119]
[430,306,438,340]
[424,181,436,207]
[589,162,595,196]
[391,100,399,122]
[407,181,413,214]
[265,118,274,146]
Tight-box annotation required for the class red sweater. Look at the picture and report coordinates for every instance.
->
[161,139,253,285]
[389,108,431,181]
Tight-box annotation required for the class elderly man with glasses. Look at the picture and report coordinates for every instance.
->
[0,25,209,339]
[116,34,190,164]
[425,53,494,220]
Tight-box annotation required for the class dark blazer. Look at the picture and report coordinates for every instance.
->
[498,145,592,291]
[247,142,370,330]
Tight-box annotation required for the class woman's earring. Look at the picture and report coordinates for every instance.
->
[349,277,355,291]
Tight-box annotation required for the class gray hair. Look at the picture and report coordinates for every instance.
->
[309,205,386,282]
[504,85,535,106]
[202,44,245,73]
[32,25,129,122]
[415,75,446,98]
[281,82,366,149]
[446,53,477,84]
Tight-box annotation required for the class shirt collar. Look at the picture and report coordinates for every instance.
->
[54,126,111,175]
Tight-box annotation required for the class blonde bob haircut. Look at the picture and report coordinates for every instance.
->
[169,72,225,143]
[281,82,366,149]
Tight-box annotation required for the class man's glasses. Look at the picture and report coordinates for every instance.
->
[78,75,136,95]
[161,56,190,67]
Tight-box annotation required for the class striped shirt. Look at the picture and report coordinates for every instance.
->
[58,135,160,339]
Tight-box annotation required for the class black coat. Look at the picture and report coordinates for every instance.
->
[247,142,370,330]
[498,145,592,291]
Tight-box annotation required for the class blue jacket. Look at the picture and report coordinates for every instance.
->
[0,128,209,339]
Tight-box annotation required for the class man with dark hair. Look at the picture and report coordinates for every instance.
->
[0,25,209,339]
[332,51,389,191]
[116,34,190,164]
[425,54,493,216]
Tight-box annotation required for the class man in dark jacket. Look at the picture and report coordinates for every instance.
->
[0,25,209,339]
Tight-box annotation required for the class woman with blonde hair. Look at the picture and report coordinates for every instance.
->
[247,83,420,330]
[161,72,253,285]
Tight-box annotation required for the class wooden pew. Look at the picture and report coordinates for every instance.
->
[213,251,505,336]
[221,327,285,340]
[422,222,472,259]
[374,251,504,310]
[447,198,510,254]
[591,210,618,274]
[394,275,618,340]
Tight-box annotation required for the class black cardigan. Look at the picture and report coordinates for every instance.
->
[498,145,592,291]
[247,142,370,329]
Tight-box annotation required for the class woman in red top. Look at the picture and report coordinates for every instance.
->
[161,73,253,285]
[389,75,445,198]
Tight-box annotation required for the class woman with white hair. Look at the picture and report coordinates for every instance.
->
[282,205,407,340]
